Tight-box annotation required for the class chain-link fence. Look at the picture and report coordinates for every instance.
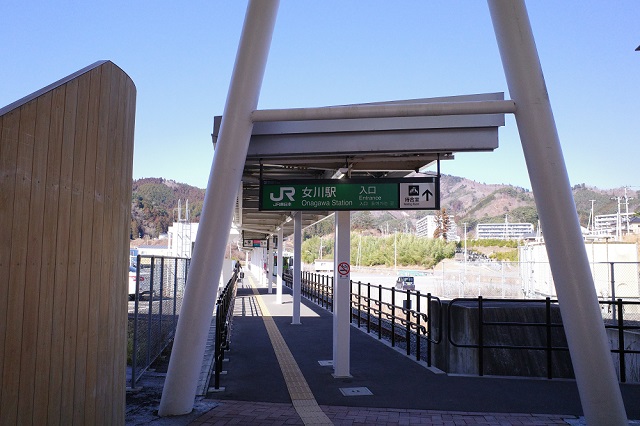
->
[520,261,640,302]
[431,261,640,301]
[127,255,190,389]
[431,261,524,298]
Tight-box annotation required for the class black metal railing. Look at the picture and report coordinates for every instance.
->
[447,297,640,382]
[601,298,640,383]
[128,255,190,389]
[287,271,640,382]
[350,280,442,366]
[300,271,333,311]
[285,271,442,366]
[447,297,568,379]
[211,269,240,390]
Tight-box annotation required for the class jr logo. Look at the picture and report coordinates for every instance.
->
[270,187,295,202]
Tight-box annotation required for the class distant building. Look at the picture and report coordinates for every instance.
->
[476,222,534,240]
[629,216,640,235]
[167,221,241,258]
[416,215,458,242]
[593,212,634,237]
[520,240,639,298]
[167,222,199,258]
[133,240,171,257]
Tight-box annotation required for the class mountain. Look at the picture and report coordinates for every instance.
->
[129,176,639,239]
[431,176,638,237]
[130,178,205,238]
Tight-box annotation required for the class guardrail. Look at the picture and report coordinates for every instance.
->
[447,297,640,382]
[287,271,442,366]
[128,255,190,389]
[210,269,240,390]
[350,280,442,366]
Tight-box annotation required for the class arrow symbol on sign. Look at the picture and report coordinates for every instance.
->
[422,189,433,201]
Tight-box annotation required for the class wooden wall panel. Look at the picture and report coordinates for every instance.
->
[84,64,107,425]
[1,96,37,425]
[73,66,99,426]
[16,90,52,425]
[32,84,66,424]
[96,62,118,425]
[0,112,6,408]
[0,60,136,426]
[48,76,77,425]
[0,109,19,417]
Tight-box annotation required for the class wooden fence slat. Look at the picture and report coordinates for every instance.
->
[100,62,122,426]
[32,84,66,424]
[16,90,52,425]
[84,64,105,425]
[0,105,23,424]
[0,113,3,401]
[108,68,131,422]
[73,66,100,426]
[90,60,113,424]
[0,109,18,417]
[4,100,37,425]
[48,78,78,425]
[59,70,89,424]
[115,76,137,418]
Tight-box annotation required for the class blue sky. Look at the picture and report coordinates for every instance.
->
[1,1,638,190]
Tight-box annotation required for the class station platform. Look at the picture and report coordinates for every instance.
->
[128,271,640,425]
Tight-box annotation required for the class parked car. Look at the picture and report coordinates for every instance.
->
[395,276,415,291]
[129,266,157,300]
[128,266,142,300]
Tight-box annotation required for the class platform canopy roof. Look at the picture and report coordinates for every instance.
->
[212,92,507,240]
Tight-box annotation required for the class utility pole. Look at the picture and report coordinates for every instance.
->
[624,187,634,235]
[588,199,596,233]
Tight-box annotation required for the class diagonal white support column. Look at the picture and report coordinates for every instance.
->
[158,0,279,416]
[488,2,627,424]
[292,212,302,324]
[276,227,284,303]
[333,210,351,378]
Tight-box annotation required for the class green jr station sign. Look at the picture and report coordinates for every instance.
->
[259,177,439,211]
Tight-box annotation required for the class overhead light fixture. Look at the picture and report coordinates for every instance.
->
[331,167,349,179]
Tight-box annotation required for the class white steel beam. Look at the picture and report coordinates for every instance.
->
[158,0,279,416]
[251,100,515,122]
[488,1,627,425]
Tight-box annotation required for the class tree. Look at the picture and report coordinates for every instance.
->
[433,208,450,240]
[352,211,375,230]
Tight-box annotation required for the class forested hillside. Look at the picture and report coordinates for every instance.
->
[130,178,205,238]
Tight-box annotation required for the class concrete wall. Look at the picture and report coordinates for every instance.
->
[433,301,574,379]
[607,327,640,383]
[0,61,135,425]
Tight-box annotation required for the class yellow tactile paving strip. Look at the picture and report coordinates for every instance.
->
[248,276,333,425]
